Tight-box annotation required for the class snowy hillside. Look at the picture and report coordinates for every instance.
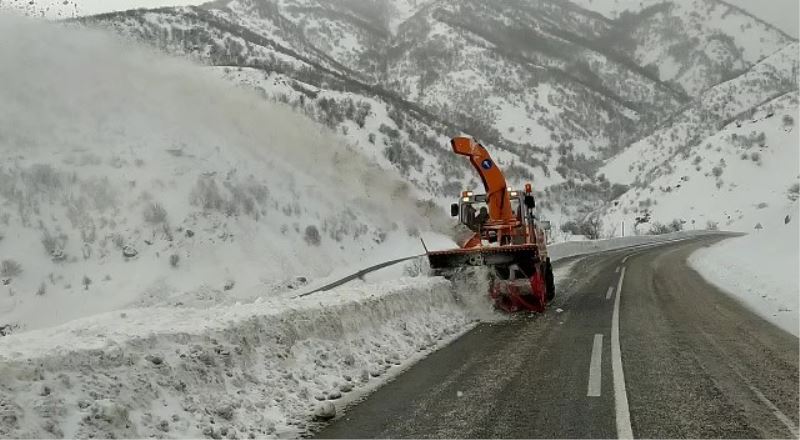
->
[690,216,799,336]
[0,15,446,333]
[602,91,799,234]
[602,43,798,186]
[572,0,795,96]
[76,0,689,185]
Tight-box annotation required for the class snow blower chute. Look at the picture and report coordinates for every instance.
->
[427,136,555,312]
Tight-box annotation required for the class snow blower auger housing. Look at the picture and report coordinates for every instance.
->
[427,136,555,313]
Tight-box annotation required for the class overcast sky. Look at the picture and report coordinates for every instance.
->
[726,0,798,38]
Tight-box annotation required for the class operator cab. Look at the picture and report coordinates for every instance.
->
[451,190,526,232]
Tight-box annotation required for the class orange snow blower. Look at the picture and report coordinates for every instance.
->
[427,136,555,312]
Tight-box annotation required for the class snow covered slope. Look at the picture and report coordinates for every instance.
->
[602,90,799,233]
[573,0,795,96]
[690,213,799,336]
[602,43,798,187]
[0,15,446,333]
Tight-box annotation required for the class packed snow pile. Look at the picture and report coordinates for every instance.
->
[0,277,486,438]
[0,14,448,333]
[689,203,799,336]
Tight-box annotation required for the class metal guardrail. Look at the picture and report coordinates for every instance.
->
[295,254,426,298]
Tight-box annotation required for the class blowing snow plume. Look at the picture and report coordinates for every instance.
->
[0,15,447,331]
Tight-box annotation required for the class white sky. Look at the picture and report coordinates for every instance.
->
[726,0,799,38]
[75,0,206,14]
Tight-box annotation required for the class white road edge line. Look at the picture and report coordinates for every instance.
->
[749,385,799,437]
[621,254,631,264]
[700,330,799,437]
[587,334,603,397]
[612,266,633,439]
[606,286,614,300]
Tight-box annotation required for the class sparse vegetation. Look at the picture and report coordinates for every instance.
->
[304,225,321,246]
[648,222,671,235]
[170,254,180,268]
[788,183,800,201]
[143,202,168,224]
[0,259,22,278]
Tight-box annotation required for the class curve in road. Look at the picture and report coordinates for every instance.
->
[313,235,799,439]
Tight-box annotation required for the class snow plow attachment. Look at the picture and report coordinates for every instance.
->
[427,244,551,313]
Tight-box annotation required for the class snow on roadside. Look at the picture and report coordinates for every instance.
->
[689,208,799,336]
[0,277,490,439]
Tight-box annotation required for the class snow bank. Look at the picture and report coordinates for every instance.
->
[0,277,493,438]
[689,206,799,336]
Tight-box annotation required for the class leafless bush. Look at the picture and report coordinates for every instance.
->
[190,176,225,211]
[41,231,68,255]
[788,183,800,202]
[648,222,671,235]
[0,259,22,277]
[82,275,92,290]
[304,225,321,246]
[170,254,180,268]
[706,221,719,231]
[143,202,168,224]
[26,164,61,193]
[36,282,46,296]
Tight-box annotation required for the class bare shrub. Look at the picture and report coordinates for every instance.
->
[304,225,321,246]
[788,183,800,201]
[143,202,168,224]
[41,231,68,255]
[82,275,92,290]
[711,166,723,178]
[26,164,61,193]
[190,176,225,211]
[706,221,719,231]
[669,219,684,232]
[0,260,22,277]
[649,222,671,235]
[170,254,180,268]
[36,282,46,296]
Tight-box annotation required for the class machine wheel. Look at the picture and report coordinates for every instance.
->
[545,259,555,302]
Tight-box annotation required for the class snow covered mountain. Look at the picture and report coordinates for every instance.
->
[583,0,795,96]
[76,0,691,191]
[71,0,796,228]
[598,39,798,232]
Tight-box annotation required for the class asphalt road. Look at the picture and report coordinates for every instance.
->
[313,235,799,439]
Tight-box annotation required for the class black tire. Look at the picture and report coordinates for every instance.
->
[545,258,555,302]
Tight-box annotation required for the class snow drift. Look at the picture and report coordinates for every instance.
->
[0,278,484,438]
